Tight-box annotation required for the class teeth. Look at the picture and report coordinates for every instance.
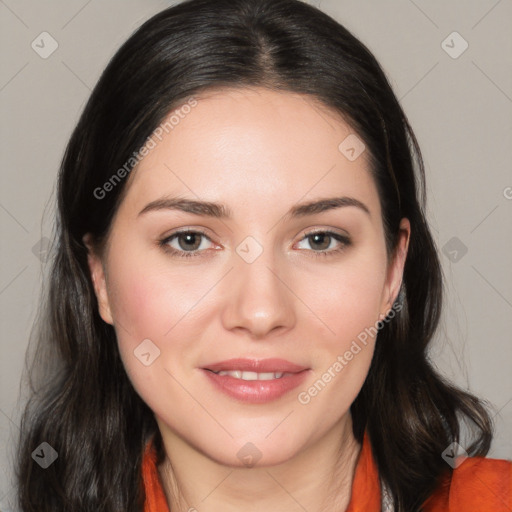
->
[215,370,285,380]
[258,372,280,380]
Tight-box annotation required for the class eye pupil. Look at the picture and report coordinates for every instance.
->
[178,233,201,251]
[310,233,330,251]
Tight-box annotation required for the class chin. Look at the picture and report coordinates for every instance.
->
[195,425,312,469]
[208,441,302,469]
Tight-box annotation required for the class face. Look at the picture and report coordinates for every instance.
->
[86,87,409,467]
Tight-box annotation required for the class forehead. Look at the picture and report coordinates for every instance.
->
[119,87,380,220]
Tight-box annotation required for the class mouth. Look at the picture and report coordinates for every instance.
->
[201,358,310,403]
[206,370,292,380]
[203,357,308,374]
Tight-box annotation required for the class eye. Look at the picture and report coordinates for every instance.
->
[159,229,351,259]
[159,230,215,258]
[296,230,351,257]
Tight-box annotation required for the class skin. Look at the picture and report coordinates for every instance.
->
[85,87,410,512]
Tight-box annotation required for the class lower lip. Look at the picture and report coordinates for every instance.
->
[202,369,310,404]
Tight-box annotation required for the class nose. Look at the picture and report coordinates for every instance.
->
[220,247,296,339]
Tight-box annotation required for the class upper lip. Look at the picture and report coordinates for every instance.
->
[203,358,308,373]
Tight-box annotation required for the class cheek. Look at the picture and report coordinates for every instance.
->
[106,247,212,343]
[106,268,208,423]
[297,248,388,351]
[290,250,387,413]
[103,248,207,389]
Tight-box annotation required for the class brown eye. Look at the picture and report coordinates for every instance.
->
[160,230,214,258]
[296,230,351,256]
[308,233,332,251]
[176,232,202,251]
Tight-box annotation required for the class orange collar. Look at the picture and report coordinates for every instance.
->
[346,430,382,511]
[142,430,381,512]
[142,432,512,511]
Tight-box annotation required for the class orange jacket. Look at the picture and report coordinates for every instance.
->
[142,432,512,511]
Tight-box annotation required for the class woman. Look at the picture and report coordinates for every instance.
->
[16,0,511,510]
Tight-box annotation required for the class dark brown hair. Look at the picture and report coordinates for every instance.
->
[17,0,492,510]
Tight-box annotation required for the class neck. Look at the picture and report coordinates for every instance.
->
[157,415,361,512]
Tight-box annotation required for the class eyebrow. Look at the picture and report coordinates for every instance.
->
[138,195,371,219]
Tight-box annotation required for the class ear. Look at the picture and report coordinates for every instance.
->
[82,233,114,325]
[380,218,410,317]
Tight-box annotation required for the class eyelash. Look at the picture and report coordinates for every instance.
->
[159,229,351,259]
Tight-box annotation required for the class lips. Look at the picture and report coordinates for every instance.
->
[201,358,310,404]
[211,370,287,381]
[204,358,308,373]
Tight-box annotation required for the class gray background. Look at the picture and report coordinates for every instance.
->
[1,0,511,508]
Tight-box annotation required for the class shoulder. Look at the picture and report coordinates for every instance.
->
[423,456,512,512]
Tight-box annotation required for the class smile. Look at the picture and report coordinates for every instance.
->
[210,370,290,380]
[201,358,310,403]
